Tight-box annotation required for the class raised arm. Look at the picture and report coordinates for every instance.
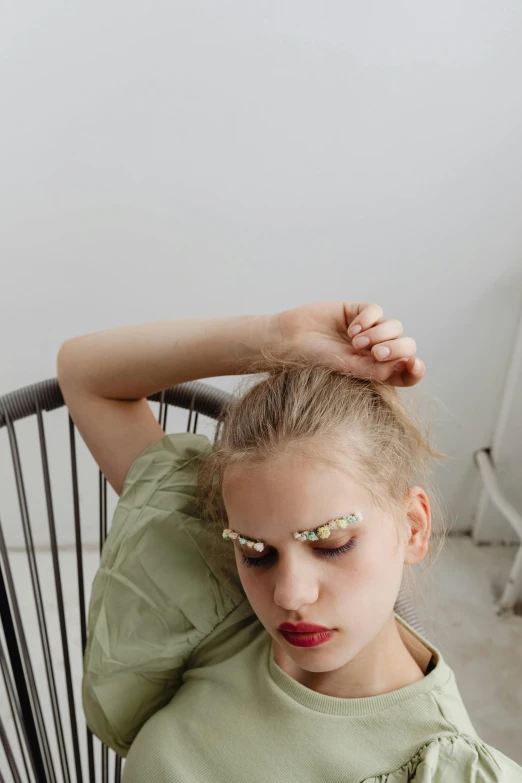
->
[56,314,276,494]
[56,301,423,495]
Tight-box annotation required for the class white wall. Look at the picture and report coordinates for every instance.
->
[1,1,522,548]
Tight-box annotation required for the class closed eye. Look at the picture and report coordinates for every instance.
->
[239,538,358,569]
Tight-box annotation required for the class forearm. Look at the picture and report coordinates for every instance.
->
[57,314,279,400]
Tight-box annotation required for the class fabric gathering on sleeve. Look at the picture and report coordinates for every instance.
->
[82,432,247,757]
[365,734,522,782]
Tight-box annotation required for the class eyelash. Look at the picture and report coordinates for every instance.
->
[240,538,358,569]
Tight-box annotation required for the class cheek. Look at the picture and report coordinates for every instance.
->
[238,572,271,617]
[358,544,405,607]
[339,536,403,590]
[363,529,403,563]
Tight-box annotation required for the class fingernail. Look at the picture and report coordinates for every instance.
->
[373,346,390,360]
[349,324,362,337]
[353,335,370,348]
[413,359,422,374]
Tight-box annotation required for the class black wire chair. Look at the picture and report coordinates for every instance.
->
[0,378,425,783]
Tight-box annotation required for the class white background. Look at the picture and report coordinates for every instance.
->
[1,0,522,547]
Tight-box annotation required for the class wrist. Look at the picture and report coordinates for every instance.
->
[228,313,283,374]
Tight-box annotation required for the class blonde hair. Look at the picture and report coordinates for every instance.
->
[197,349,451,601]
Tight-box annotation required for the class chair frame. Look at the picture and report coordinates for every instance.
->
[0,378,424,783]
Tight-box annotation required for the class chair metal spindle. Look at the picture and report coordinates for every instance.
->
[0,399,56,782]
[101,746,109,783]
[186,393,197,434]
[0,635,33,783]
[0,554,48,783]
[0,379,241,781]
[0,710,24,783]
[2,414,69,782]
[35,404,84,783]
[161,402,169,432]
[98,472,110,783]
[158,389,169,432]
[114,754,122,783]
[68,419,96,783]
[0,522,56,783]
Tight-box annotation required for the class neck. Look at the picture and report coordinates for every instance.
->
[272,613,428,699]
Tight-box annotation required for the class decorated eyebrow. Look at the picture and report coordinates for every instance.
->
[222,512,363,553]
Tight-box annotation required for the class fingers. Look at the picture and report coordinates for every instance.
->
[370,336,417,363]
[344,303,424,385]
[366,356,425,387]
[351,318,405,349]
[350,318,417,363]
[345,303,384,336]
[396,357,425,386]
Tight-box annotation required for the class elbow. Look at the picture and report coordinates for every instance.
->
[82,671,131,759]
[56,340,77,385]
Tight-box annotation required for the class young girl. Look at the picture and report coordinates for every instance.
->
[57,301,522,781]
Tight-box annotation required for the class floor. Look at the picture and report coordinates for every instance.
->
[413,535,522,764]
[1,535,521,780]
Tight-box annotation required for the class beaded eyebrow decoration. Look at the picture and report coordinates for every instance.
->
[222,512,363,553]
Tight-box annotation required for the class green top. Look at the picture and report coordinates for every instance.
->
[82,433,522,781]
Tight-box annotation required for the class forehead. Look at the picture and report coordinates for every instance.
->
[223,452,364,500]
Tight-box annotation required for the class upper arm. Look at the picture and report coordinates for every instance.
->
[80,429,244,756]
[57,353,165,496]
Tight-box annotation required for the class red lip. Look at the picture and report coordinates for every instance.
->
[278,622,332,633]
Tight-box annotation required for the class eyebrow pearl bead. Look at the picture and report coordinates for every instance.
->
[222,512,363,553]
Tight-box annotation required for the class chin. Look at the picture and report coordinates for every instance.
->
[287,636,351,663]
[292,650,349,673]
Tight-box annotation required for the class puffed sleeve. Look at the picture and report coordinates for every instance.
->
[82,432,246,757]
[366,735,522,782]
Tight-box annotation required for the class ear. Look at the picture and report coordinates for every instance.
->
[402,486,431,565]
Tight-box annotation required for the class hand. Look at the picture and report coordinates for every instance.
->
[274,302,425,387]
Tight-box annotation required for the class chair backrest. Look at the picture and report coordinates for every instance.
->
[0,378,425,783]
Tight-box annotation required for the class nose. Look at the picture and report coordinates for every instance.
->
[273,556,320,611]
